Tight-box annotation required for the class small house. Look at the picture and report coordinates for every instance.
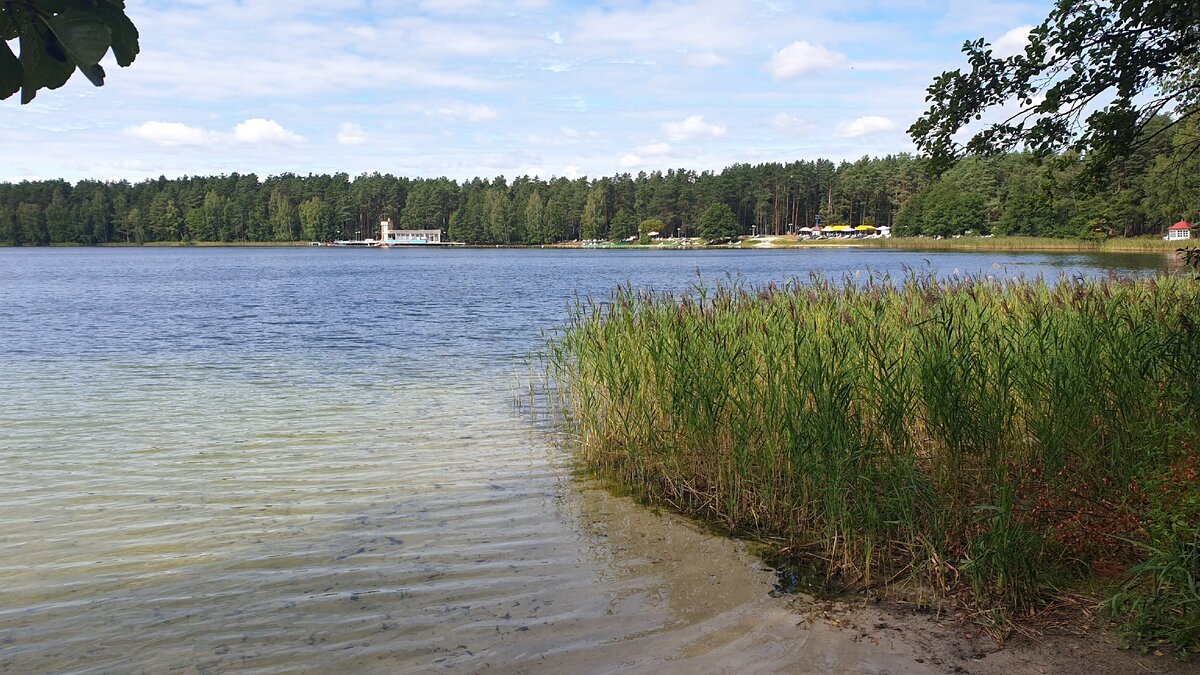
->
[1166,220,1192,241]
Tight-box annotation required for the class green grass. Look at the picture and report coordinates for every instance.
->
[537,273,1200,650]
[847,235,1183,252]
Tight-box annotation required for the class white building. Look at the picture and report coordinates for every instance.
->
[380,219,442,245]
[1166,220,1193,241]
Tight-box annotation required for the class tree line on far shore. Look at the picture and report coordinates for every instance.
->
[2,116,1197,247]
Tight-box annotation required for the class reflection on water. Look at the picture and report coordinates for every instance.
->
[0,247,1171,673]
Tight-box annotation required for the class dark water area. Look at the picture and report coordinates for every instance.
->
[0,247,1170,673]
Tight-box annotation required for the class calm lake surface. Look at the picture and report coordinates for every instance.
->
[0,247,1169,673]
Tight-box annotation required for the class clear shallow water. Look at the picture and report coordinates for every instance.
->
[0,247,1169,673]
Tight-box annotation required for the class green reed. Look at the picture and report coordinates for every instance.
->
[539,273,1200,647]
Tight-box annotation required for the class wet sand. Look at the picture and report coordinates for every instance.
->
[380,483,1197,675]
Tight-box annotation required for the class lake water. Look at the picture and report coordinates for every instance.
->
[0,247,1169,674]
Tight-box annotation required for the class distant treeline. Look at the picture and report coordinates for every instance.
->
[3,117,1197,246]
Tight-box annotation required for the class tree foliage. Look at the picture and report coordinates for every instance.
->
[580,186,606,241]
[910,0,1200,177]
[609,208,636,242]
[1,0,140,103]
[3,137,1200,247]
[698,203,738,243]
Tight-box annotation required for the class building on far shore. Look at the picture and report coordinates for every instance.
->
[380,219,443,245]
[1166,220,1193,241]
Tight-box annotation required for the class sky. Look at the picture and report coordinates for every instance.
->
[0,0,1053,184]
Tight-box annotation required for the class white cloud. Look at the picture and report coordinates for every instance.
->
[619,153,643,168]
[417,0,551,14]
[685,51,727,68]
[126,121,216,147]
[562,164,581,179]
[772,113,809,134]
[836,115,898,138]
[992,25,1033,58]
[131,48,497,100]
[766,41,847,80]
[412,24,528,56]
[635,142,672,156]
[233,118,304,145]
[336,122,367,146]
[431,103,499,122]
[664,115,727,142]
[576,1,746,50]
[346,25,378,42]
[127,118,306,149]
[3,0,1010,184]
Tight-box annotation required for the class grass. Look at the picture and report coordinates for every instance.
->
[641,234,1184,253]
[536,272,1200,651]
[822,235,1182,252]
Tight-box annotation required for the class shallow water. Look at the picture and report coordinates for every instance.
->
[0,247,1168,673]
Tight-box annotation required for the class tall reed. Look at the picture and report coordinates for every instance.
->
[539,273,1200,646]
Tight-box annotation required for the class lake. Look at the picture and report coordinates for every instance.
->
[0,246,1169,673]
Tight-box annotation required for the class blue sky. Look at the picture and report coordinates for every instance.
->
[0,0,1051,183]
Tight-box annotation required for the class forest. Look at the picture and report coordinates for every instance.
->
[2,116,1197,247]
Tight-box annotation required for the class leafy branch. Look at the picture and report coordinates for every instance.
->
[1179,246,1200,279]
[0,0,139,103]
[910,0,1200,179]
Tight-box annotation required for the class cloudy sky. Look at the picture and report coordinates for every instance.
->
[0,0,1049,183]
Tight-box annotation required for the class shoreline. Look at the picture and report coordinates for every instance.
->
[3,236,1185,254]
[560,481,1196,674]
[781,588,1195,674]
[592,475,1196,674]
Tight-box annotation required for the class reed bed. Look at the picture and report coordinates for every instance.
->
[538,273,1200,649]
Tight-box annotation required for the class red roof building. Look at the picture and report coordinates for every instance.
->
[1167,220,1192,241]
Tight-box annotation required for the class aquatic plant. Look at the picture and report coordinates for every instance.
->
[538,273,1200,650]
